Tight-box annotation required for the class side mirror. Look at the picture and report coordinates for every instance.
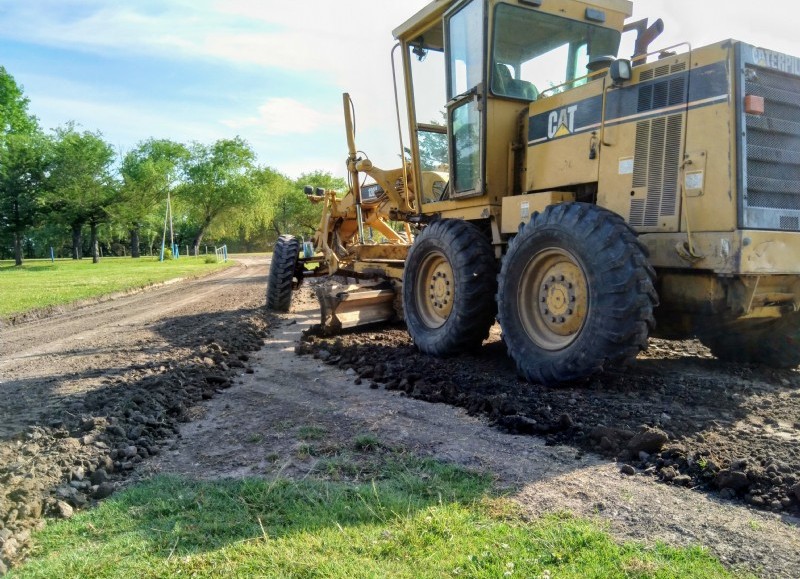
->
[610,59,632,84]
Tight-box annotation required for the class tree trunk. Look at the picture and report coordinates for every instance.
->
[13,231,23,266]
[90,222,100,264]
[71,224,83,260]
[130,226,141,258]
[192,217,212,257]
[192,230,204,257]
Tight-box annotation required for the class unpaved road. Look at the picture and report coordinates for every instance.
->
[1,257,799,577]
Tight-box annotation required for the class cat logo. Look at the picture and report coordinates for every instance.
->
[547,105,578,139]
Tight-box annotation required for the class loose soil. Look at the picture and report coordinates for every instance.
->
[1,260,799,578]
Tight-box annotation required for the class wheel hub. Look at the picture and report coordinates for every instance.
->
[538,265,583,336]
[429,269,452,312]
[518,248,588,350]
[415,251,454,328]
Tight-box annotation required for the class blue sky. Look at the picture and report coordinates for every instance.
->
[1,0,797,179]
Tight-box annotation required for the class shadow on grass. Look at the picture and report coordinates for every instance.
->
[0,264,59,272]
[22,460,490,576]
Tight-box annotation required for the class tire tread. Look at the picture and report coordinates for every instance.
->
[266,235,300,312]
[497,203,658,385]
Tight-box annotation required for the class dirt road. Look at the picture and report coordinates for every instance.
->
[0,261,268,437]
[1,258,799,577]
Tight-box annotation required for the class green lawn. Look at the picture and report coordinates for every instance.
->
[0,256,233,318]
[13,456,733,579]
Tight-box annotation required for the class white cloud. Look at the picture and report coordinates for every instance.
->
[31,91,227,150]
[222,97,340,136]
[0,0,430,160]
[633,1,797,56]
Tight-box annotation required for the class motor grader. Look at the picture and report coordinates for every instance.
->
[267,0,800,384]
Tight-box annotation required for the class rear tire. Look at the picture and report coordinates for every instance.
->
[403,219,497,355]
[266,235,300,312]
[699,314,800,368]
[497,203,657,385]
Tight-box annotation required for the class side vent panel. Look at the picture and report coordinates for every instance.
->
[629,113,684,227]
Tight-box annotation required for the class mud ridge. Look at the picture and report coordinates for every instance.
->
[297,308,800,518]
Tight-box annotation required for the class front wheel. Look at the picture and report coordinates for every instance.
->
[266,235,301,312]
[497,203,657,385]
[403,219,497,355]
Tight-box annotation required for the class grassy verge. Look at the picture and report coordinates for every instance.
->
[0,257,233,318]
[15,456,731,578]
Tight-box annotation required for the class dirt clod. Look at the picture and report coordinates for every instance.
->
[627,427,669,455]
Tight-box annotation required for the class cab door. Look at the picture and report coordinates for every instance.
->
[445,0,485,198]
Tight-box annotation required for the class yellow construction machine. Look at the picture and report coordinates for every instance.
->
[267,0,800,384]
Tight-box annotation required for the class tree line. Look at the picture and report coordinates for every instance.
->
[0,66,344,265]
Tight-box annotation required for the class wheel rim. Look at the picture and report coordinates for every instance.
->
[518,247,588,350]
[415,250,454,329]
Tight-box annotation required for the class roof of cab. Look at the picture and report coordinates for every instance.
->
[392,0,633,41]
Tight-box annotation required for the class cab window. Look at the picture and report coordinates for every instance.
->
[491,4,621,99]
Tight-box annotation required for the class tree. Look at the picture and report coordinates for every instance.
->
[177,137,262,256]
[48,124,117,263]
[407,113,448,172]
[0,134,51,265]
[118,139,188,257]
[270,170,346,238]
[0,66,37,137]
[0,66,47,266]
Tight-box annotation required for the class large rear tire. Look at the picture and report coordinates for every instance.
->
[497,203,657,385]
[266,235,301,312]
[403,219,497,355]
[698,313,800,368]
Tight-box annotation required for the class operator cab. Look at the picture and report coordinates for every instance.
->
[395,0,630,203]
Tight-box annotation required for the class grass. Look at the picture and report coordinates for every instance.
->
[14,456,734,579]
[297,425,327,440]
[0,256,233,318]
[354,433,382,452]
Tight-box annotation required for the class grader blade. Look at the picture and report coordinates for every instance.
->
[316,282,396,334]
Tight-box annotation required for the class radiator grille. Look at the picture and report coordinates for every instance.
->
[743,65,800,229]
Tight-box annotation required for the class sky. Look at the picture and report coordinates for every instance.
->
[0,0,797,180]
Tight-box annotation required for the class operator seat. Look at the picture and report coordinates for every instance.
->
[493,63,538,101]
